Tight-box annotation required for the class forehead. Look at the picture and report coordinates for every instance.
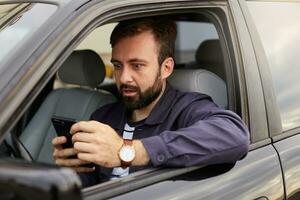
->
[112,31,159,62]
[113,30,157,49]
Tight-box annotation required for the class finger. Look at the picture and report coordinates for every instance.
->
[70,120,107,134]
[53,145,63,152]
[73,141,98,153]
[53,148,77,158]
[73,166,95,173]
[72,132,96,143]
[55,158,91,167]
[70,121,95,134]
[77,152,97,163]
[52,137,67,152]
[74,142,95,153]
[52,136,67,147]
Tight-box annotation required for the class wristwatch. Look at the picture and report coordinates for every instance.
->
[118,139,135,168]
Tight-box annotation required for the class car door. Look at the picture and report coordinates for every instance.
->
[0,0,285,199]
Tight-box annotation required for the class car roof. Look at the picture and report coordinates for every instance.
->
[1,0,82,4]
[0,0,88,7]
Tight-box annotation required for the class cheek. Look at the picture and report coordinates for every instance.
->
[139,75,159,91]
[113,70,127,83]
[113,72,120,87]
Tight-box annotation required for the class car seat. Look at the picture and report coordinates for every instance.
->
[19,50,117,164]
[168,69,227,109]
[185,39,226,81]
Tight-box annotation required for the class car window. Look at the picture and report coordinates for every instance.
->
[247,1,300,131]
[0,3,57,70]
[1,7,239,194]
[74,21,221,83]
[75,23,117,84]
[175,21,219,64]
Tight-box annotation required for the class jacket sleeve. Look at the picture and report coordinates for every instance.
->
[141,98,250,167]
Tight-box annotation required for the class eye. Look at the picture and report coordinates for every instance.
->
[132,63,144,70]
[134,64,141,69]
[113,63,122,70]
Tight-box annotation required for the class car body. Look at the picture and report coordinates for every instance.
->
[0,0,300,199]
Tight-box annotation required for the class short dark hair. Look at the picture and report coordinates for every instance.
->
[110,17,177,65]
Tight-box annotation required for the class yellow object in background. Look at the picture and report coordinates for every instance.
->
[105,64,114,78]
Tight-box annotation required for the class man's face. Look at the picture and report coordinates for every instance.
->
[111,31,163,111]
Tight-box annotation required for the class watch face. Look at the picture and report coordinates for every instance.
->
[119,145,135,162]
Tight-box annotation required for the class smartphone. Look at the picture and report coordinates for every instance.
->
[51,116,94,168]
[51,116,76,149]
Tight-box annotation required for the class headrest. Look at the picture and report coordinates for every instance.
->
[196,39,223,64]
[168,69,227,108]
[58,50,106,87]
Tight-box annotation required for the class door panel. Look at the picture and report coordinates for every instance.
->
[274,133,300,200]
[109,145,283,200]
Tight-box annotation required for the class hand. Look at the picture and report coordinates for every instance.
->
[52,136,95,172]
[70,120,123,168]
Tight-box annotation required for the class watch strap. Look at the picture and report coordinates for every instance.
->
[121,160,131,169]
[123,139,133,146]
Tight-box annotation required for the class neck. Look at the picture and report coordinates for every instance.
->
[130,82,166,122]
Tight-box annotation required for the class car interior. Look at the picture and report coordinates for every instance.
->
[0,12,231,185]
[19,50,117,163]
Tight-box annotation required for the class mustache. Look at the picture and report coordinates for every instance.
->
[120,84,139,91]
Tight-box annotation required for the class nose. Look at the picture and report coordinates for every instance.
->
[118,65,133,84]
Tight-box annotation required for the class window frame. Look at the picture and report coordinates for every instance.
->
[227,0,270,147]
[236,0,282,142]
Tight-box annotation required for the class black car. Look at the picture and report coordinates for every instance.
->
[0,0,300,199]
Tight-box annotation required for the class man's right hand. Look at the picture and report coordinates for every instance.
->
[52,136,95,173]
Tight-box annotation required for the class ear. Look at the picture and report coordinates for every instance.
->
[160,57,174,80]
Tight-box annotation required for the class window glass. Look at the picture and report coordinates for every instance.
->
[76,23,117,83]
[247,1,300,131]
[75,21,221,82]
[0,3,57,67]
[175,21,219,63]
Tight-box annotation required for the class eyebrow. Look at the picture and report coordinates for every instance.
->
[111,58,148,64]
[110,58,120,63]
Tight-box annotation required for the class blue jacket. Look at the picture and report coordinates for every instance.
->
[80,83,249,186]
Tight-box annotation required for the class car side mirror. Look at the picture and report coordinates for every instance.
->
[0,158,82,200]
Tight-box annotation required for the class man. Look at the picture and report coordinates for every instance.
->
[52,17,249,186]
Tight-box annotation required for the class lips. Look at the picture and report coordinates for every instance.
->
[122,88,137,96]
[120,85,139,97]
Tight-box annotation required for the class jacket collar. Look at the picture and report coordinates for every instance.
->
[144,82,178,125]
[110,82,178,131]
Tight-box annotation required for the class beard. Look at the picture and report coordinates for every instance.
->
[119,72,163,111]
